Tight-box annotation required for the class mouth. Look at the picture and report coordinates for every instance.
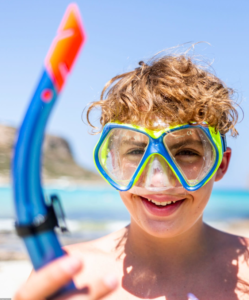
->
[139,194,186,217]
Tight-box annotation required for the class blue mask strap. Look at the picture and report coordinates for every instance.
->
[221,134,227,152]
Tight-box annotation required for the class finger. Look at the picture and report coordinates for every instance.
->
[89,274,118,300]
[57,274,118,300]
[13,256,82,300]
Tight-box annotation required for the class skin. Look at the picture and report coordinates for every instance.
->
[13,256,118,300]
[14,147,249,300]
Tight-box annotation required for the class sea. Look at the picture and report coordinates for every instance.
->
[0,186,249,255]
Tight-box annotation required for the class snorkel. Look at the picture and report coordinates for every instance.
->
[12,4,85,298]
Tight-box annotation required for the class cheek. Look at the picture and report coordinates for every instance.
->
[186,178,215,222]
[119,191,148,228]
[119,191,139,215]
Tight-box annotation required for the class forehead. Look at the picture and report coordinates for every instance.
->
[134,118,171,130]
[112,113,173,130]
[110,129,148,143]
[109,125,206,144]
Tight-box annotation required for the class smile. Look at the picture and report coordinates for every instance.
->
[147,199,177,206]
[139,194,186,217]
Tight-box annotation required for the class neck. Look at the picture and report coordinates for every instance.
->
[125,217,210,267]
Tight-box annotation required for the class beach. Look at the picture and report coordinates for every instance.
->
[0,260,32,298]
[0,187,249,297]
[0,219,249,298]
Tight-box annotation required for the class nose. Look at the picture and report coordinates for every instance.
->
[135,154,181,189]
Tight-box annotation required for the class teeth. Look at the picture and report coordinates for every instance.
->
[147,199,176,206]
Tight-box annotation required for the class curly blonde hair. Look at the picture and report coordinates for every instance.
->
[86,53,240,136]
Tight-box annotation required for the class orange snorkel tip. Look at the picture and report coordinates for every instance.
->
[45,3,86,92]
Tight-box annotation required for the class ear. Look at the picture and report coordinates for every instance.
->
[214,147,232,182]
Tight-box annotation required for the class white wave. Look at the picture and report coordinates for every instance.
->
[106,220,130,232]
[66,219,83,232]
[0,218,15,231]
[65,219,130,233]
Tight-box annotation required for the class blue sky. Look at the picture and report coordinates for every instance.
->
[1,0,249,189]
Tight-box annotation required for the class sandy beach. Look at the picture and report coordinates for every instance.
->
[0,260,32,298]
[0,220,248,298]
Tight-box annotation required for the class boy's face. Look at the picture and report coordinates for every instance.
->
[119,148,231,238]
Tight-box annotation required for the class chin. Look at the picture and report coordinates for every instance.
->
[134,215,191,239]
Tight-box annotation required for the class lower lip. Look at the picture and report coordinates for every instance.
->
[140,197,185,217]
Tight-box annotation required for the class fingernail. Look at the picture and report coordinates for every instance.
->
[59,256,82,275]
[104,274,118,289]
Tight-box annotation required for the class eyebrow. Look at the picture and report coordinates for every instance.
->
[120,140,148,147]
[167,140,203,151]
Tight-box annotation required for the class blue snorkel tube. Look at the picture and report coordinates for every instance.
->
[12,4,86,298]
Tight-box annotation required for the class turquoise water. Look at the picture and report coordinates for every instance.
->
[0,186,249,222]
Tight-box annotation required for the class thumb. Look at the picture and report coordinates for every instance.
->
[14,256,82,300]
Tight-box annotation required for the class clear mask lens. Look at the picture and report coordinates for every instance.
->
[163,127,216,186]
[98,128,149,188]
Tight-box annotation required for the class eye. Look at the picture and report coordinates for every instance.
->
[127,148,145,155]
[176,149,199,157]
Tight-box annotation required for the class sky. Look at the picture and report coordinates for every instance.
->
[0,0,249,189]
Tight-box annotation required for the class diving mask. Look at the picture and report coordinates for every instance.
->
[93,122,226,192]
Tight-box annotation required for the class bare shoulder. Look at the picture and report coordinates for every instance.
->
[207,224,249,259]
[64,226,128,255]
[206,224,249,297]
[222,233,249,298]
[63,227,128,289]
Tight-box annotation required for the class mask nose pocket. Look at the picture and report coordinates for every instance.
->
[135,154,181,190]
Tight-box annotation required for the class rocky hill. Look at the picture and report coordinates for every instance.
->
[0,124,102,186]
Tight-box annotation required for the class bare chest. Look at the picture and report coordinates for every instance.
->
[75,255,249,300]
[69,239,249,300]
[102,278,249,300]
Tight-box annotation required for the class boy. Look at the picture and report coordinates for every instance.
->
[14,54,249,300]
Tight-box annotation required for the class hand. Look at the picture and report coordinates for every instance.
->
[13,256,118,300]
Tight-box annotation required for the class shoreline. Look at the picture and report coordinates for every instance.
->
[2,181,249,191]
[0,179,112,190]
